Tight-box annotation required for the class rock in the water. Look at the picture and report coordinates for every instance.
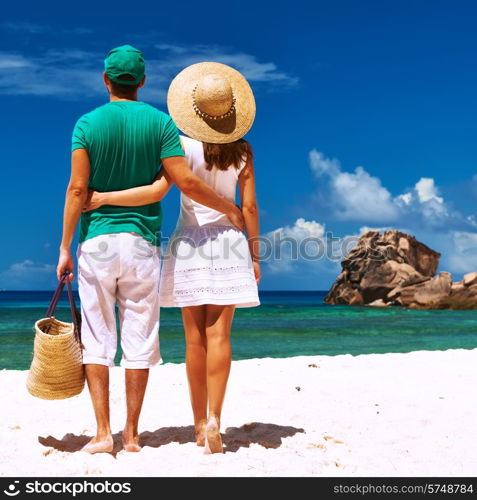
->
[438,284,477,310]
[463,272,477,287]
[325,230,477,309]
[325,230,440,305]
[368,299,390,307]
[451,281,465,292]
[360,260,427,303]
[329,285,363,305]
[390,271,452,308]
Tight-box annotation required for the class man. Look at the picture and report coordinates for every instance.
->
[57,45,243,454]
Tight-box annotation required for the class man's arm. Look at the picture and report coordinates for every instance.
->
[57,148,90,281]
[161,156,244,231]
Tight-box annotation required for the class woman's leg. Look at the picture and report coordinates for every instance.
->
[182,306,208,440]
[205,304,236,419]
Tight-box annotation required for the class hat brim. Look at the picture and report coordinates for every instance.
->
[167,62,256,144]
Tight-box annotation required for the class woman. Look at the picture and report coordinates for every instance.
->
[84,62,260,454]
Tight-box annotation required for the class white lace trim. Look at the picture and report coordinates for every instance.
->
[173,224,240,231]
[161,264,252,277]
[164,283,258,297]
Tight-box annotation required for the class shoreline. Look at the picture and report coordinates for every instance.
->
[1,349,477,477]
[3,345,477,372]
[2,345,477,371]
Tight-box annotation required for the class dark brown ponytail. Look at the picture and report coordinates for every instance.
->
[203,139,253,171]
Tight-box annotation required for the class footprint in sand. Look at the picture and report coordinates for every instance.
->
[308,443,326,450]
[323,435,345,444]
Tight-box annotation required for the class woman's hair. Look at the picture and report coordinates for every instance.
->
[203,139,253,171]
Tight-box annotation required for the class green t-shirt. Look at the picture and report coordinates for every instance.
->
[72,101,184,246]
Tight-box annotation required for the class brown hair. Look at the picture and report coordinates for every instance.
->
[109,74,141,99]
[203,139,253,171]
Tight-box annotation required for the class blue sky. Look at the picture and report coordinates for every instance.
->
[0,0,476,290]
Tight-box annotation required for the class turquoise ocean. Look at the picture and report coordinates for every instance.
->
[1,290,476,370]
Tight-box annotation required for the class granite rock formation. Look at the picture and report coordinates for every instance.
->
[325,230,477,309]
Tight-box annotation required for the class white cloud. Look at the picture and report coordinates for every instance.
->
[2,21,48,34]
[264,218,326,273]
[414,177,443,204]
[0,49,102,97]
[309,149,471,229]
[309,150,341,177]
[333,167,400,221]
[467,215,477,228]
[0,54,33,69]
[447,231,477,272]
[2,21,93,35]
[309,150,399,222]
[0,43,297,101]
[420,198,449,220]
[394,177,449,221]
[397,177,448,220]
[5,260,55,276]
[262,218,358,275]
[276,217,325,239]
[155,43,298,86]
[395,192,413,206]
[68,27,94,35]
[0,260,56,290]
[453,231,477,253]
[156,44,189,55]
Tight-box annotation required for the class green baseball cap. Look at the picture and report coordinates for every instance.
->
[104,45,145,85]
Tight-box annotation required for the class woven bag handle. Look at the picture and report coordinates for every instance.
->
[45,274,67,318]
[46,271,82,345]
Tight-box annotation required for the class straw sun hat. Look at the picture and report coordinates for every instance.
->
[167,62,256,144]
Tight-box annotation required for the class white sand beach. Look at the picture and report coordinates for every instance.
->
[1,349,476,477]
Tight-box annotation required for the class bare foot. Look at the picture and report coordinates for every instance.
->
[81,435,113,454]
[204,415,223,454]
[122,429,141,452]
[195,419,207,447]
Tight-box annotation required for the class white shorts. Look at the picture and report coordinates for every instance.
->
[77,232,161,369]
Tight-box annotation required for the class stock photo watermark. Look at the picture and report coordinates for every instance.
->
[1,479,132,497]
[81,231,390,266]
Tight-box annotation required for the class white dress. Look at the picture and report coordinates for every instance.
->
[159,136,260,308]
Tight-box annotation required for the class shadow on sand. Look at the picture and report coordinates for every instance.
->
[38,422,305,455]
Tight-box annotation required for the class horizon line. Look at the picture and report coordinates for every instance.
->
[0,289,330,293]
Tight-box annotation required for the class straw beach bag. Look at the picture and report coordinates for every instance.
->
[27,272,85,399]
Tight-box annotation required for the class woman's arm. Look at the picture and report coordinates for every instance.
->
[83,167,173,211]
[238,158,261,284]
